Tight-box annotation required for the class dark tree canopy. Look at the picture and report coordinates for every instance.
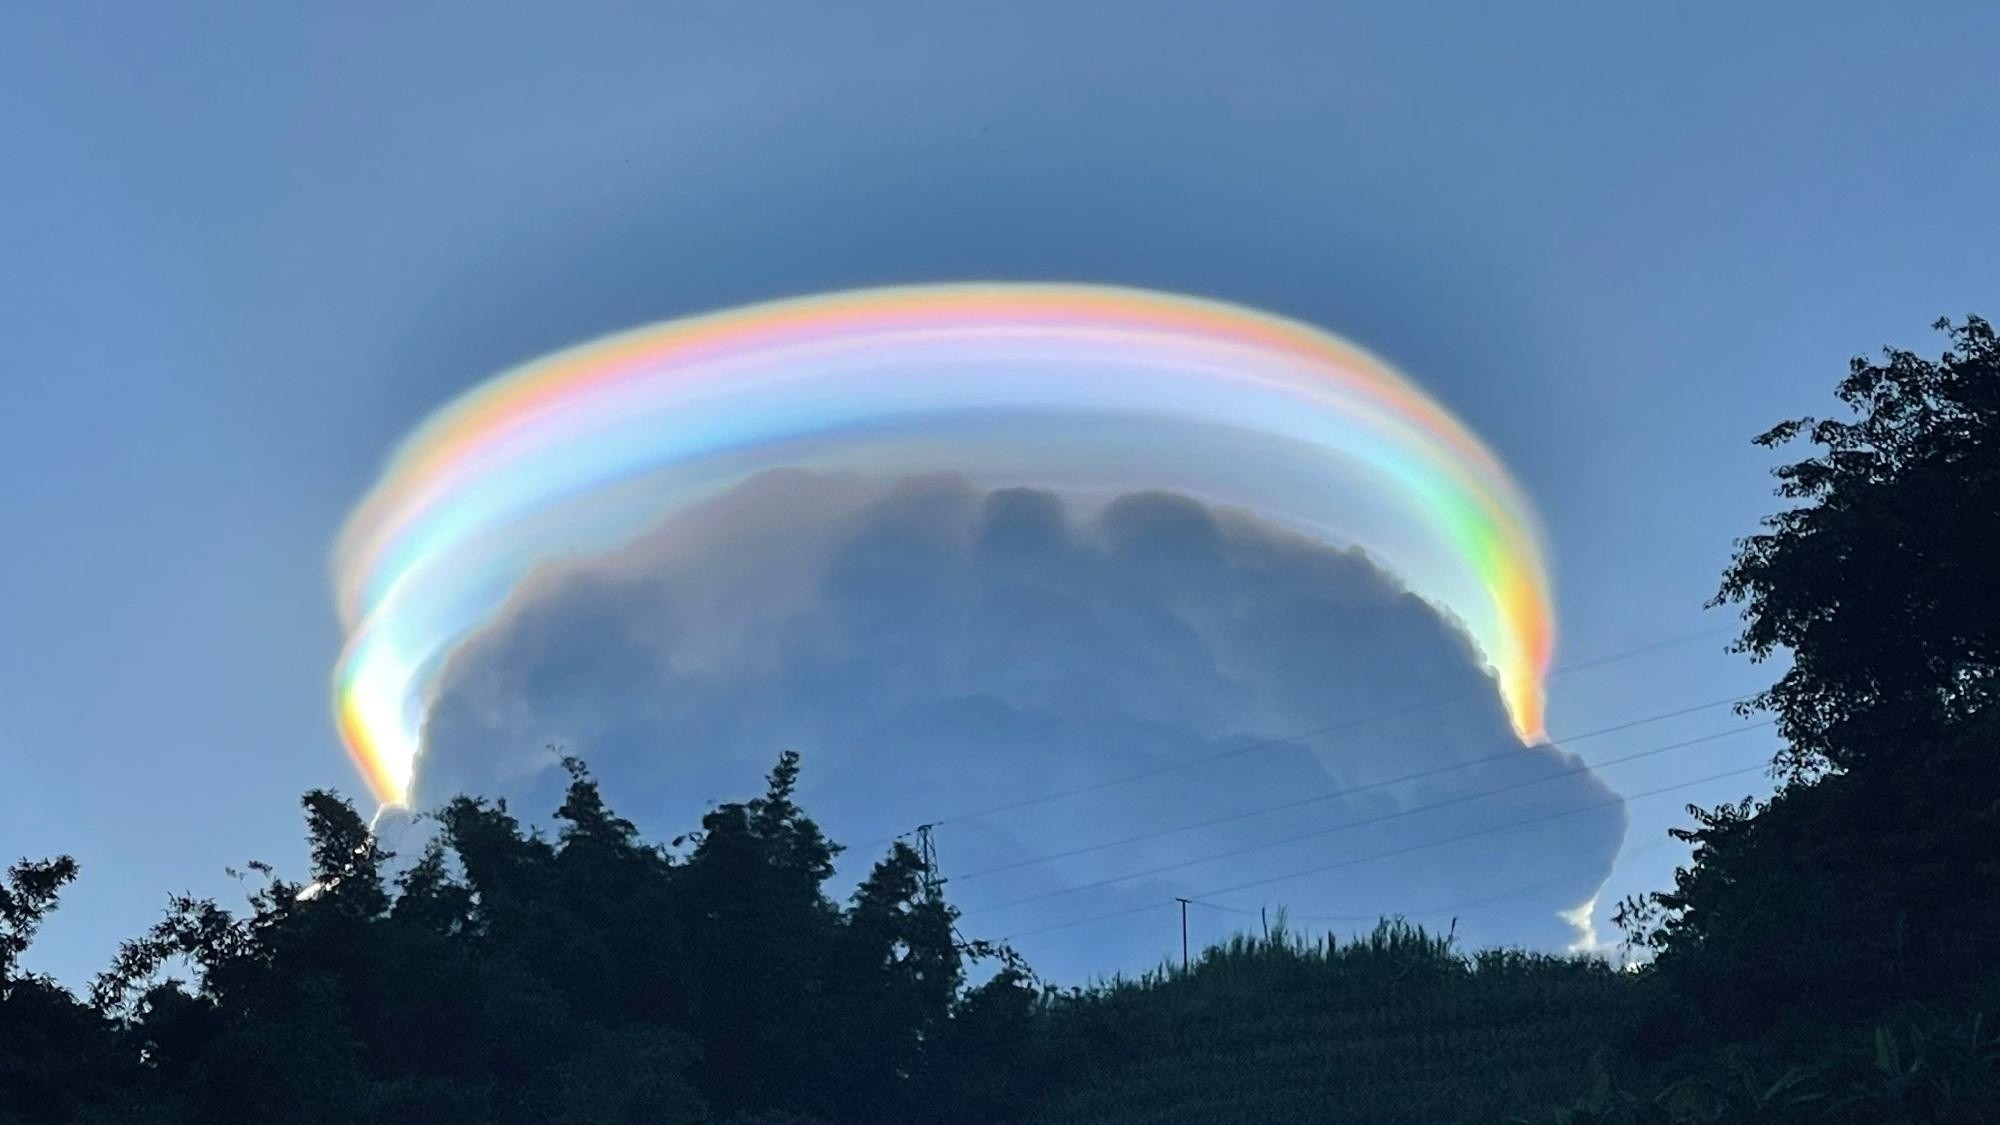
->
[1716,315,1999,780]
[0,857,77,987]
[1623,316,2000,1028]
[0,753,1046,1125]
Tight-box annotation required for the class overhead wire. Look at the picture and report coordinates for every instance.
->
[1185,835,1677,925]
[949,693,1752,883]
[996,761,1770,941]
[848,624,1737,852]
[961,719,1772,917]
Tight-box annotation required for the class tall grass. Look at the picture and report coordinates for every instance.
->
[1029,919,1640,1125]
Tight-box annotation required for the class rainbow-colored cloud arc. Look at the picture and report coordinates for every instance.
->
[332,284,1555,806]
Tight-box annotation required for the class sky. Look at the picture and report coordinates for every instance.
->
[4,1,1997,988]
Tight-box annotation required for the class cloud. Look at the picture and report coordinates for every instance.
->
[419,471,1624,978]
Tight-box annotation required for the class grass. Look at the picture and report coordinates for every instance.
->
[1028,920,1641,1125]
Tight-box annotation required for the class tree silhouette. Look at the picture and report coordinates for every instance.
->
[4,748,1039,1123]
[1626,315,2000,1027]
[0,858,77,988]
[1716,316,1999,781]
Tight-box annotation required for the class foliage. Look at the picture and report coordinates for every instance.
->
[1022,920,1647,1124]
[3,742,1994,1123]
[1618,316,2000,1029]
[0,858,78,988]
[5,752,1021,1124]
[1715,316,1998,781]
[1519,999,2000,1124]
[1,858,138,1125]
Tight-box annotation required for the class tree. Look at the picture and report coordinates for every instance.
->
[1715,315,1999,781]
[1,856,140,1125]
[8,750,1039,1124]
[0,857,77,988]
[1626,316,2000,1025]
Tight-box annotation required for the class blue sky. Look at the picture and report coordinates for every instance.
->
[4,1,1997,986]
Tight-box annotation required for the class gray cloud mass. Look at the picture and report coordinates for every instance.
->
[419,471,1625,978]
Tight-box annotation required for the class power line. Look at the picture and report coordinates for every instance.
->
[950,693,1751,883]
[1195,764,1764,902]
[996,761,1768,941]
[962,720,1771,918]
[849,625,1736,851]
[1186,835,1677,925]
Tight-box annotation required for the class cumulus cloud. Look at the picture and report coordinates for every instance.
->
[419,471,1625,979]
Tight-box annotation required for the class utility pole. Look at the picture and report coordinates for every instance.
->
[1175,897,1191,972]
[914,824,943,904]
[914,823,986,957]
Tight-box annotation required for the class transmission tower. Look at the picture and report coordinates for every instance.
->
[914,823,945,904]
